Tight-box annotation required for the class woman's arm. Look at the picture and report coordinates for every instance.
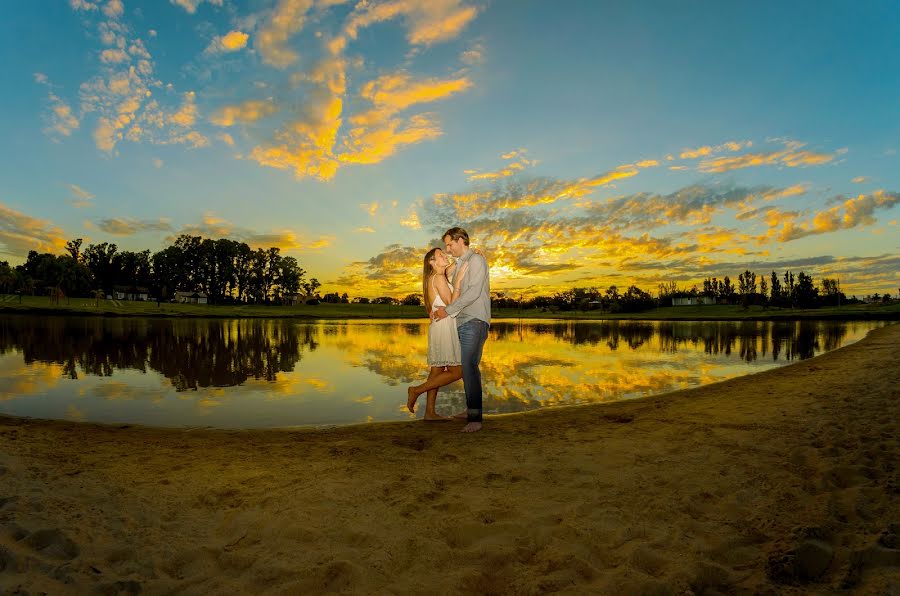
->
[433,274,453,306]
[449,264,469,304]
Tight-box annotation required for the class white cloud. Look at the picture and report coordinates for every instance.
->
[169,0,223,14]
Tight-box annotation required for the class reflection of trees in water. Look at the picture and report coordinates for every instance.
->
[149,320,314,391]
[491,321,655,349]
[656,321,846,363]
[490,320,849,363]
[0,317,316,389]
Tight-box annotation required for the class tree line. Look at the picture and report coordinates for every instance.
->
[1,245,894,311]
[489,270,894,313]
[0,236,321,304]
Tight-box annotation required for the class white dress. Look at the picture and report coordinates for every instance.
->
[428,276,461,367]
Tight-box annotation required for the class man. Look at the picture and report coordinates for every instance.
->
[432,227,490,433]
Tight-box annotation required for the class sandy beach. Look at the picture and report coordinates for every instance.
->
[0,324,897,594]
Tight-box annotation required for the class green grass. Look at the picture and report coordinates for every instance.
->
[1,294,898,320]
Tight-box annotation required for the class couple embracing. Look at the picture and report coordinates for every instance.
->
[406,227,490,433]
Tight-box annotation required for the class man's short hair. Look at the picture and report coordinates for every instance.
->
[443,227,470,246]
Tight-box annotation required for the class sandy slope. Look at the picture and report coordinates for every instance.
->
[0,324,897,595]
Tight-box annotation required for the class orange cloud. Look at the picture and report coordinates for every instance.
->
[680,140,751,159]
[344,0,478,47]
[206,30,249,54]
[171,213,334,253]
[355,72,471,116]
[466,149,537,181]
[256,0,313,68]
[699,141,837,173]
[210,99,278,127]
[0,202,68,257]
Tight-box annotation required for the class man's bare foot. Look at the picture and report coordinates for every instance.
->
[451,411,467,420]
[461,422,482,433]
[406,387,419,413]
[423,414,450,422]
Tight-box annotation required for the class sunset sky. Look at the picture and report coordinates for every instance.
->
[1,0,898,298]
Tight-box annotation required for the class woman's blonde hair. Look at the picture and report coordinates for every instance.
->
[422,247,440,314]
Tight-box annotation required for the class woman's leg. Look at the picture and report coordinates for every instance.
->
[410,365,462,398]
[423,388,441,419]
[407,367,441,413]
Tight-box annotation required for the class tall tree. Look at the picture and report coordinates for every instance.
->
[65,238,83,262]
[794,272,819,308]
[82,242,118,295]
[770,271,782,305]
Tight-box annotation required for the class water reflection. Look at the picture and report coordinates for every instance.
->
[0,316,883,428]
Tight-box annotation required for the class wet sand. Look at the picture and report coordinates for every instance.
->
[0,324,897,594]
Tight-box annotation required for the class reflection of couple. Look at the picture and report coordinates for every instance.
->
[406,227,490,433]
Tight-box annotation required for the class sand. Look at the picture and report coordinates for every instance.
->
[0,324,898,595]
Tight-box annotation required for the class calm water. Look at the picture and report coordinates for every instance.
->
[0,316,884,428]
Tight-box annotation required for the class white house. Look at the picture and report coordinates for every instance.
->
[175,291,208,304]
[672,296,716,306]
[113,285,150,301]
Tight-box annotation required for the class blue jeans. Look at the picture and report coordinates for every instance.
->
[457,319,489,422]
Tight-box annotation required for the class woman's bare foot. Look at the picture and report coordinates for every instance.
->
[423,413,450,422]
[461,422,482,433]
[406,387,419,413]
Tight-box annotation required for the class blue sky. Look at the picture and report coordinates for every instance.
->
[1,0,898,297]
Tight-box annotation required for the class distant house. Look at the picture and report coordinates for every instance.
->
[114,285,150,301]
[672,296,716,306]
[283,292,307,306]
[175,291,208,304]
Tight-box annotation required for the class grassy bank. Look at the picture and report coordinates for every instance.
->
[2,294,899,320]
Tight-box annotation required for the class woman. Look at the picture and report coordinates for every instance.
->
[406,247,470,420]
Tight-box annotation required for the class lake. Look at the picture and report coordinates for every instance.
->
[0,316,884,428]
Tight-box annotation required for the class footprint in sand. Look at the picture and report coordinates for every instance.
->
[22,528,80,560]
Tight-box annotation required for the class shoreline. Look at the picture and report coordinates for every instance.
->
[0,324,897,593]
[1,303,898,322]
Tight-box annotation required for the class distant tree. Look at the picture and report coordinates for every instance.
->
[794,272,819,308]
[82,242,118,295]
[721,276,735,303]
[770,271,782,306]
[276,255,304,298]
[738,270,757,307]
[352,297,370,304]
[783,270,796,307]
[820,278,844,307]
[401,293,422,306]
[340,292,349,303]
[300,278,321,300]
[65,238,83,262]
[619,285,655,312]
[759,276,768,303]
[657,280,678,301]
[0,261,17,293]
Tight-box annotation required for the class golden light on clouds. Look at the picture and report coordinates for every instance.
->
[168,213,334,253]
[210,100,279,127]
[343,0,479,47]
[256,0,313,68]
[0,203,68,256]
[679,140,751,159]
[698,140,837,173]
[206,30,250,53]
[356,72,471,116]
[169,0,224,13]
